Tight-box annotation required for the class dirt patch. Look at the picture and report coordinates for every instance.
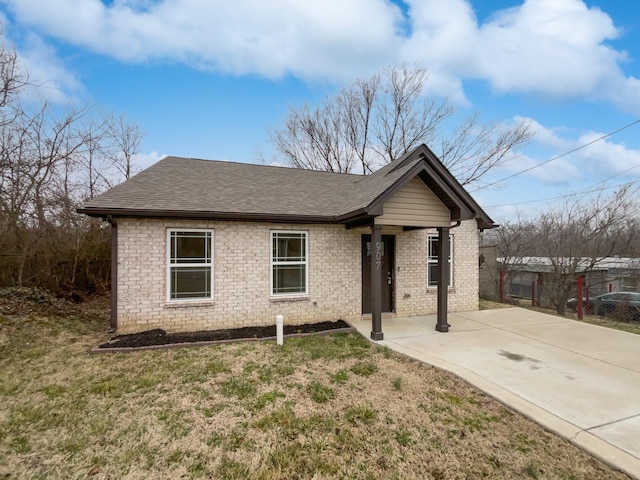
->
[97,320,353,349]
[0,286,106,321]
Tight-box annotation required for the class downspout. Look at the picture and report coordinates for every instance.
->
[107,215,118,333]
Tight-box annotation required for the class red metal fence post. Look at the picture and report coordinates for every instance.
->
[499,270,505,304]
[577,276,584,320]
[609,283,613,293]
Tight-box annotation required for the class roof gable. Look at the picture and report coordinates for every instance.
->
[344,144,495,229]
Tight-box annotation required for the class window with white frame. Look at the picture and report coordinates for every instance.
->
[271,231,308,295]
[167,229,213,301]
[427,234,452,287]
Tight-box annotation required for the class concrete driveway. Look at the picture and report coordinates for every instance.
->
[350,308,640,479]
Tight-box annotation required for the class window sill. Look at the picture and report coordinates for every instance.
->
[269,295,310,303]
[165,299,215,308]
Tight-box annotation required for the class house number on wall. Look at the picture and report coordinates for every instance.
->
[375,241,382,271]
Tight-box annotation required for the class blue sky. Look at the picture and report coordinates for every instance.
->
[1,0,639,221]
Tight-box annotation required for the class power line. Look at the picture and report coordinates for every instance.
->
[483,163,640,208]
[470,118,640,193]
[483,178,640,209]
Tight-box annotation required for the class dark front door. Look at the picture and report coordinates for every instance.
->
[362,234,395,313]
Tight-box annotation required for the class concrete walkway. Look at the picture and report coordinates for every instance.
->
[350,308,640,479]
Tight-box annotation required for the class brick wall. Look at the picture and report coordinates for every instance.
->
[115,218,479,333]
[394,220,479,315]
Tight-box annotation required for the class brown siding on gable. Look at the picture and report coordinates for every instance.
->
[375,178,451,227]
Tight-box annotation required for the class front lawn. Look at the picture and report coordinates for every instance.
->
[0,295,629,479]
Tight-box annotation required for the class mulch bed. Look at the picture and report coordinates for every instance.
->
[95,320,354,352]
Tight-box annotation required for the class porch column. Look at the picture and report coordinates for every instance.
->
[370,224,384,340]
[436,226,450,332]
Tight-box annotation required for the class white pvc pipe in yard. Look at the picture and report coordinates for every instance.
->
[276,314,284,346]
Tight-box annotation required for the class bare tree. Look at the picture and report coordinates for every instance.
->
[0,101,89,285]
[439,114,532,186]
[0,27,144,294]
[76,116,111,199]
[105,114,142,182]
[271,101,357,173]
[268,64,532,182]
[497,187,638,315]
[373,65,453,166]
[0,32,28,127]
[490,217,536,269]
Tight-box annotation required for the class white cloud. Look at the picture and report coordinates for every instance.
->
[3,0,640,113]
[401,0,637,109]
[506,152,581,183]
[573,132,640,177]
[2,0,402,82]
[17,33,83,104]
[605,76,640,116]
[134,151,166,170]
[501,116,640,183]
[0,16,82,105]
[475,0,621,96]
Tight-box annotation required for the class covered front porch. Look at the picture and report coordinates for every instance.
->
[337,145,497,340]
[363,223,452,340]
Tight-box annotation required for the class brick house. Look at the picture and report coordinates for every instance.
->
[78,144,496,339]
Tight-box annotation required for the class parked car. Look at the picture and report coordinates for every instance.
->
[581,292,640,321]
[566,296,594,314]
[568,292,640,321]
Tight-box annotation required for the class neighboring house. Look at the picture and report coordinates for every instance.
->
[497,256,640,305]
[594,258,640,293]
[78,144,496,339]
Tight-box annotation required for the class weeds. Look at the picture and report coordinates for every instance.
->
[345,405,377,425]
[307,381,335,403]
[394,427,414,446]
[392,377,403,390]
[350,360,377,377]
[331,369,349,384]
[217,456,250,479]
[524,461,541,479]
[219,377,257,400]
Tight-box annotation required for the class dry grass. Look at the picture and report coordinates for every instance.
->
[0,300,631,479]
[568,313,640,335]
[483,293,640,336]
[510,298,640,336]
[479,298,515,310]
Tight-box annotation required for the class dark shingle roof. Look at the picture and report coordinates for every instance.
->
[79,144,496,228]
[82,157,361,217]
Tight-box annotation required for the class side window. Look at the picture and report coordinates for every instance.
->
[167,229,213,301]
[271,231,308,295]
[427,234,452,287]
